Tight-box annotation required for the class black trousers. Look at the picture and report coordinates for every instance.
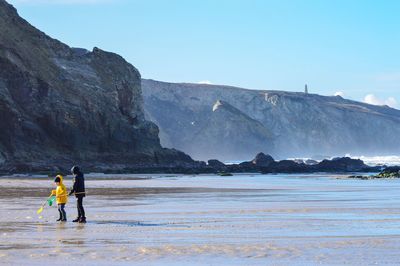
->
[58,204,66,220]
[77,196,85,218]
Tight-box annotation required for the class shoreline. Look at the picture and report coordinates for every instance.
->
[0,170,382,179]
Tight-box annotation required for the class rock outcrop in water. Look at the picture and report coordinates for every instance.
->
[355,166,400,179]
[205,154,376,174]
[0,0,198,173]
[348,166,400,179]
[142,79,400,161]
[251,152,275,167]
[377,167,400,178]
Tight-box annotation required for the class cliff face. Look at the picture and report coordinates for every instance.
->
[186,100,273,160]
[142,79,400,160]
[0,0,193,172]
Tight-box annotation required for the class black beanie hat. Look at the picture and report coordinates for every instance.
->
[71,165,80,174]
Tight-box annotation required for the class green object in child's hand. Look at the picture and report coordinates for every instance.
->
[47,196,56,206]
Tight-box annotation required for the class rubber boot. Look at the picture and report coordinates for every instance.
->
[79,217,86,223]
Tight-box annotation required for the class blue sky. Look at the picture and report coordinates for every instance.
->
[8,0,400,107]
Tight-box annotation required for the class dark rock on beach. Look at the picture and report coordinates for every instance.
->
[348,166,400,180]
[207,159,227,170]
[204,154,378,175]
[348,175,375,180]
[375,167,400,178]
[261,160,308,173]
[315,157,368,172]
[252,152,275,167]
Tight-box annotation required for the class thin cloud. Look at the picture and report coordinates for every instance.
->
[385,97,398,108]
[334,91,345,97]
[197,80,212,85]
[364,94,398,109]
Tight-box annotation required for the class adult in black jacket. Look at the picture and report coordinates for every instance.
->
[69,166,86,223]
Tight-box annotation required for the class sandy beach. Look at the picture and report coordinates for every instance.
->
[1,173,400,265]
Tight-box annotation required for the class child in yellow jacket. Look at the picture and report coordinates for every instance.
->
[51,175,68,222]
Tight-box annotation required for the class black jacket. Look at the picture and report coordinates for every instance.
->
[70,172,85,197]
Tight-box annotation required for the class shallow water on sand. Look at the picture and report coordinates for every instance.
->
[1,173,400,265]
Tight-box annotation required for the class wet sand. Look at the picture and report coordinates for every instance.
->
[1,173,400,265]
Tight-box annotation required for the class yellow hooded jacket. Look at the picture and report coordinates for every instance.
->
[51,175,68,204]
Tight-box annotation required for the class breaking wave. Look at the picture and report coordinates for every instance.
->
[351,155,400,166]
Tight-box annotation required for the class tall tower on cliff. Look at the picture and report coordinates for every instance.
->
[305,84,308,94]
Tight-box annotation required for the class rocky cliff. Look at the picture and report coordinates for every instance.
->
[186,100,273,159]
[142,79,400,160]
[0,0,195,173]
